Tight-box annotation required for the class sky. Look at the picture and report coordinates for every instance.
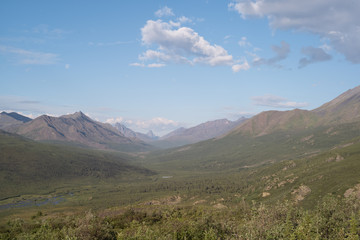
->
[1,0,359,136]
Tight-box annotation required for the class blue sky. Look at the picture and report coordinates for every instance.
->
[1,0,359,135]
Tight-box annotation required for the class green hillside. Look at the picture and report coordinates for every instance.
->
[0,130,154,199]
[232,136,360,207]
[145,121,360,172]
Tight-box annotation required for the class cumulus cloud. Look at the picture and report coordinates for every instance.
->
[105,116,181,136]
[140,19,234,67]
[229,0,360,63]
[252,94,308,108]
[0,45,59,65]
[299,46,332,68]
[253,41,290,67]
[155,6,175,18]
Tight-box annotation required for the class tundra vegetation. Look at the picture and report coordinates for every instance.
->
[1,87,360,238]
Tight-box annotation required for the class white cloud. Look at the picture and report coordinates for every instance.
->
[148,63,165,68]
[130,62,145,67]
[299,46,332,68]
[320,43,332,52]
[0,45,59,65]
[178,16,192,24]
[229,0,360,63]
[130,62,165,68]
[232,60,250,72]
[139,49,189,64]
[105,117,124,125]
[105,116,181,136]
[139,19,236,69]
[252,94,308,108]
[65,64,70,69]
[155,6,174,18]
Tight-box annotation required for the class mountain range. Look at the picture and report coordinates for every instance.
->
[2,111,152,152]
[0,110,249,151]
[1,85,360,208]
[147,85,360,171]
[2,86,360,155]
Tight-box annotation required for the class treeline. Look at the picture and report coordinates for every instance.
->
[1,194,359,239]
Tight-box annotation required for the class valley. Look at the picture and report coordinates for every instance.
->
[0,86,360,238]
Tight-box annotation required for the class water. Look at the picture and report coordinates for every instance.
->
[0,193,72,210]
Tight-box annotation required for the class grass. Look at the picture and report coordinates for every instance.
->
[1,120,360,238]
[1,192,359,239]
[143,121,360,172]
[0,131,154,200]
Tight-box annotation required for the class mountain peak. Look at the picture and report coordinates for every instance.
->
[0,112,32,130]
[312,85,360,124]
[315,85,360,109]
[0,112,32,123]
[61,111,90,120]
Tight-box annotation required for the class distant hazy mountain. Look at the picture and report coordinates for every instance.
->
[11,111,152,152]
[160,127,186,139]
[153,117,247,148]
[114,122,159,142]
[0,111,32,130]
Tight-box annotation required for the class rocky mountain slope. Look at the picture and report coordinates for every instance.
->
[114,122,159,142]
[10,111,152,152]
[0,111,32,130]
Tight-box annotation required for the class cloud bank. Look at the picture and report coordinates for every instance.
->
[229,0,360,63]
[106,116,181,136]
[253,41,290,67]
[299,46,332,68]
